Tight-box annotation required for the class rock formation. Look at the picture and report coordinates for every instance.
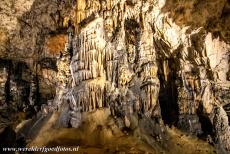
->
[0,0,229,153]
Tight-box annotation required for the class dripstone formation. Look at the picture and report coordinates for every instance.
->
[0,0,229,153]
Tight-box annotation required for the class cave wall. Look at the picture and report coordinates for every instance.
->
[66,0,230,151]
[0,0,230,153]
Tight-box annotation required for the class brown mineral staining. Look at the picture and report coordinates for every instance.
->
[0,30,7,57]
[45,34,67,56]
[0,29,7,47]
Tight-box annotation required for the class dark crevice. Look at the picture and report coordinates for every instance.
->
[197,104,214,139]
[38,57,58,71]
[5,61,12,105]
[157,57,179,126]
[124,18,141,66]
[48,27,68,36]
[35,66,41,107]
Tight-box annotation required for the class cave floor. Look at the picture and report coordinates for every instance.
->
[23,110,215,154]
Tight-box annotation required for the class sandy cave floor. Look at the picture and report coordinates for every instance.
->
[19,109,216,154]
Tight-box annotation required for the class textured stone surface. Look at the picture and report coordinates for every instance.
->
[0,0,229,153]
[66,0,230,152]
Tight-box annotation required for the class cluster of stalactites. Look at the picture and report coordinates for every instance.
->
[71,18,106,85]
[75,0,124,29]
[68,0,162,119]
[105,46,119,85]
[70,83,107,112]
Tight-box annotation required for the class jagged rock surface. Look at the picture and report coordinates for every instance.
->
[0,0,229,153]
[66,0,230,152]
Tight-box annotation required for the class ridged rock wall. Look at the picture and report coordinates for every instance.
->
[0,0,229,153]
[56,0,230,152]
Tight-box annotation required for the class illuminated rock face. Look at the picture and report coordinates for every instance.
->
[0,0,230,153]
[60,0,230,151]
[69,11,161,118]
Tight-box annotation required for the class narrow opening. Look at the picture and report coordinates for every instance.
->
[158,58,179,126]
[197,104,214,138]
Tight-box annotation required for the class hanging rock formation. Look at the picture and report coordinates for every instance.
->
[62,0,230,152]
[0,0,230,153]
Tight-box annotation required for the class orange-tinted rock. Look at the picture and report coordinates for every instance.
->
[45,34,67,56]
